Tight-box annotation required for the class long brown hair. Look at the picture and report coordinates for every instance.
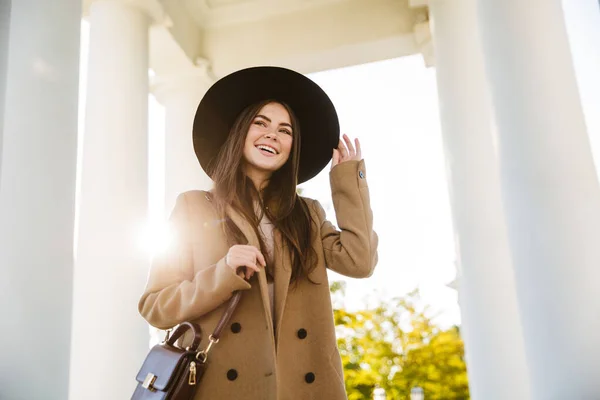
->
[209,99,318,284]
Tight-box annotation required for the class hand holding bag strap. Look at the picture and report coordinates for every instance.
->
[166,321,203,350]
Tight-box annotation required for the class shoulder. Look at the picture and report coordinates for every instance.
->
[298,195,317,209]
[299,195,326,221]
[174,190,216,217]
[178,189,213,204]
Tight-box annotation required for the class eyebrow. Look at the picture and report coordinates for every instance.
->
[255,114,293,130]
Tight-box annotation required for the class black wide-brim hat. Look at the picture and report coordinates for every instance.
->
[193,66,340,184]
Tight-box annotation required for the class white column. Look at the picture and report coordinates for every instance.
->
[70,1,153,398]
[429,1,531,398]
[152,68,214,215]
[477,0,600,398]
[0,0,81,399]
[0,0,9,160]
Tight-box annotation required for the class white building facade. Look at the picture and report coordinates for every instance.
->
[1,0,600,399]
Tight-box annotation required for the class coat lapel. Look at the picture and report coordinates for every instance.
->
[223,204,294,352]
[273,230,292,350]
[224,205,275,340]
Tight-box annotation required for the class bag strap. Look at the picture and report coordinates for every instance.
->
[213,290,243,340]
[191,290,243,363]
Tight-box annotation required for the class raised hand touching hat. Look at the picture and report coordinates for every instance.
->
[331,134,362,170]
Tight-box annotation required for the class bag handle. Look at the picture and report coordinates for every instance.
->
[166,321,203,351]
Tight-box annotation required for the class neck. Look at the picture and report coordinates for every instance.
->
[245,168,271,193]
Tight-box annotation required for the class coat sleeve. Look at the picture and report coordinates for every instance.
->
[311,159,379,278]
[138,191,251,329]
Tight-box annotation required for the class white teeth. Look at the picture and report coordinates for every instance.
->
[257,145,277,154]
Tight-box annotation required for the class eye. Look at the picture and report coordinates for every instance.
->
[254,120,267,127]
[280,129,292,136]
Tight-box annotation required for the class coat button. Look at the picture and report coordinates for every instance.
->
[358,170,365,179]
[227,369,238,381]
[297,328,307,339]
[305,372,315,384]
[231,322,242,333]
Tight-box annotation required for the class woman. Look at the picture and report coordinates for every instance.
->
[138,66,378,400]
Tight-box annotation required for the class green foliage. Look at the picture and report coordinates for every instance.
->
[330,282,469,400]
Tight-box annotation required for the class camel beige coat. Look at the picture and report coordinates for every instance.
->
[138,160,378,400]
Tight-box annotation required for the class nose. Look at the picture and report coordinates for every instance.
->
[264,132,278,141]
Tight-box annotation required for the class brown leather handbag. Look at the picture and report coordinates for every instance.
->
[132,291,243,400]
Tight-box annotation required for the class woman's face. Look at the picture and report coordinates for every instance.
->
[242,102,294,179]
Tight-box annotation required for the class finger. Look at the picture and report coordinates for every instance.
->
[343,134,355,157]
[355,138,362,160]
[337,139,348,159]
[254,248,267,267]
[237,246,264,265]
[230,254,251,269]
[232,255,260,272]
[331,148,339,168]
[240,246,265,267]
[242,254,260,271]
[234,265,250,280]
[245,262,260,272]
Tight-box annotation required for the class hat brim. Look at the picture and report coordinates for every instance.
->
[193,66,340,184]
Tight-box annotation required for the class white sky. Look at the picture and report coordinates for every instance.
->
[79,0,600,329]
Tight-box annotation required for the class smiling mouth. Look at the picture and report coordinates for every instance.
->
[256,145,279,155]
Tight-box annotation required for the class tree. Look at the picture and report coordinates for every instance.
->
[330,282,469,400]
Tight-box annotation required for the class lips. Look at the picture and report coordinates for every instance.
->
[256,144,279,155]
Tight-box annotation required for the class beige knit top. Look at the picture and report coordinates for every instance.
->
[257,211,275,320]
